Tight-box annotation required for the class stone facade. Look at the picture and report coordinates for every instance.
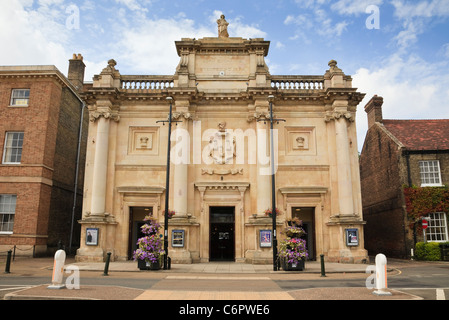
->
[76,31,368,264]
[360,95,449,258]
[0,60,88,256]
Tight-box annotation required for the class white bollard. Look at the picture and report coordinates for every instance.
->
[48,249,66,289]
[373,253,392,296]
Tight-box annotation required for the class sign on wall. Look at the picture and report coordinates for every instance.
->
[260,230,272,248]
[345,228,359,246]
[172,229,185,248]
[86,228,99,246]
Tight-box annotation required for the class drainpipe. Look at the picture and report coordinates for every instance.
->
[404,149,414,258]
[69,100,85,255]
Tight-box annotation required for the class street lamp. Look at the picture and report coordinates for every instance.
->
[156,96,180,270]
[260,95,285,271]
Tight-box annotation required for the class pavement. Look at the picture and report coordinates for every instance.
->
[0,256,429,301]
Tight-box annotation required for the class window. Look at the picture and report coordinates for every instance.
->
[419,160,442,186]
[2,132,24,164]
[10,89,30,106]
[426,212,448,242]
[0,195,17,234]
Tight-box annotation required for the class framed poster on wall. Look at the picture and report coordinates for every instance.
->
[172,229,185,248]
[260,230,272,248]
[86,228,99,246]
[345,228,359,246]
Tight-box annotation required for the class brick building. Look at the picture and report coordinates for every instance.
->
[0,56,88,256]
[360,95,449,258]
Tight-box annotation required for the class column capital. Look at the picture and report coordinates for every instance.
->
[324,110,355,123]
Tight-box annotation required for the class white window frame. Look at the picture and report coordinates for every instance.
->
[2,132,24,164]
[10,89,30,107]
[426,212,449,243]
[419,160,443,187]
[0,194,17,234]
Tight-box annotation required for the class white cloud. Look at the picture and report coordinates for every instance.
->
[392,0,449,19]
[115,0,151,12]
[331,0,383,16]
[112,17,215,75]
[391,0,449,49]
[0,0,71,71]
[353,53,449,150]
[286,2,350,40]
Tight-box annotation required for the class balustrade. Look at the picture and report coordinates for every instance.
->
[271,76,325,91]
[121,76,174,91]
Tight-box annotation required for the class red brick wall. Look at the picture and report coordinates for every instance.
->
[360,124,409,258]
[0,76,77,254]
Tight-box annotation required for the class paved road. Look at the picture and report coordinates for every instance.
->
[1,256,448,301]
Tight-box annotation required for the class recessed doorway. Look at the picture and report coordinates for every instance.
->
[292,207,316,260]
[128,207,152,260]
[210,206,235,261]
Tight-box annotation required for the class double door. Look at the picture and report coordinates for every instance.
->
[210,206,235,261]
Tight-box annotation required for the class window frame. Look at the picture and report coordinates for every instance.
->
[0,194,17,234]
[426,212,449,243]
[419,160,443,187]
[2,132,24,164]
[10,89,30,107]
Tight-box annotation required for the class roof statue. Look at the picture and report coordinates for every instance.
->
[217,14,229,38]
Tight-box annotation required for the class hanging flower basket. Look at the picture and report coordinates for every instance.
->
[163,210,176,219]
[264,208,281,218]
[133,216,165,271]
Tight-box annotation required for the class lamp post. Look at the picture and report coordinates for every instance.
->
[260,95,285,271]
[157,96,180,270]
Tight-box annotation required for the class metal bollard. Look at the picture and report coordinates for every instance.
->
[103,252,111,276]
[4,250,12,274]
[320,254,326,277]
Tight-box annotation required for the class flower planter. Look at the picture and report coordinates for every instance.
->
[138,259,161,271]
[281,258,305,271]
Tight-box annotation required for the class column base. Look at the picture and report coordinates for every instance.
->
[75,214,117,262]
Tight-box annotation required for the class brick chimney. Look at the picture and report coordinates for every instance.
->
[364,95,384,128]
[68,54,85,91]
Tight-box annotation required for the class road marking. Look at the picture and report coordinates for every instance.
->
[0,286,31,291]
[165,276,270,280]
[436,289,445,300]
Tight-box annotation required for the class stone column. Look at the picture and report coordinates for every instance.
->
[334,114,354,216]
[172,105,192,217]
[256,112,271,215]
[173,121,188,216]
[88,105,119,216]
[90,116,110,216]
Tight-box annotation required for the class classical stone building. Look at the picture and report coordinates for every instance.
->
[360,95,449,258]
[76,19,368,264]
[0,56,88,256]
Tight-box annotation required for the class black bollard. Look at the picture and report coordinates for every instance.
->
[4,250,12,274]
[103,252,111,276]
[320,254,326,277]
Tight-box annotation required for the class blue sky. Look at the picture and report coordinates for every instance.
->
[2,0,449,149]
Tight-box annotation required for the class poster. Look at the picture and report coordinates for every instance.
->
[260,230,272,248]
[345,228,359,246]
[86,228,98,246]
[172,229,185,248]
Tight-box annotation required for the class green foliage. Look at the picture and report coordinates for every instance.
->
[403,186,449,221]
[415,242,441,261]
